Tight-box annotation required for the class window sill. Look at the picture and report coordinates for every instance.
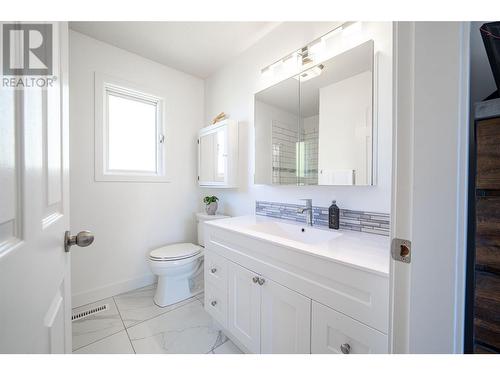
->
[95,173,171,183]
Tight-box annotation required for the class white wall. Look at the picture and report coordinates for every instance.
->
[203,22,393,215]
[69,31,204,306]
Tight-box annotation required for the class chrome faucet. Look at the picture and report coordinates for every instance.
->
[297,199,313,226]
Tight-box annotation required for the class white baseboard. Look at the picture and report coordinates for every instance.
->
[72,274,157,308]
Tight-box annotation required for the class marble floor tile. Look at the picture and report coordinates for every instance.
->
[196,292,205,306]
[127,299,226,354]
[72,298,125,351]
[209,330,228,352]
[73,330,134,354]
[212,340,243,354]
[113,284,201,328]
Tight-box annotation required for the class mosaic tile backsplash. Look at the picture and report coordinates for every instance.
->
[256,201,390,236]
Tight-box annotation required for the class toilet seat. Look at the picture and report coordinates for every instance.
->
[149,242,202,261]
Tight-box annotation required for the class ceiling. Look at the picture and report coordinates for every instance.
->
[69,22,280,78]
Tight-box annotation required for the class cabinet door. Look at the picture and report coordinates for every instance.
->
[261,278,311,353]
[198,126,227,185]
[227,262,261,353]
[199,131,216,183]
[311,301,387,354]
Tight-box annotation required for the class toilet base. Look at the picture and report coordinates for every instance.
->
[153,274,203,307]
[151,255,204,307]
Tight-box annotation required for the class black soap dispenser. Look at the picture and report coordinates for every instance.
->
[329,200,340,230]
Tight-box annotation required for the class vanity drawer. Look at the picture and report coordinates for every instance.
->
[204,250,228,289]
[311,301,388,354]
[204,281,228,328]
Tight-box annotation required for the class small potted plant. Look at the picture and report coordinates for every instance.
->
[203,195,219,215]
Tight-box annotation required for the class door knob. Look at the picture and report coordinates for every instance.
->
[340,343,351,354]
[64,230,94,252]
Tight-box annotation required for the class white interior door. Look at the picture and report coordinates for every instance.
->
[260,278,311,354]
[390,22,470,353]
[0,22,73,353]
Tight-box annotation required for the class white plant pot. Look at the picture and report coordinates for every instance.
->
[205,202,218,215]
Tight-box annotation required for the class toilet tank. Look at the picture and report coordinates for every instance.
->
[196,213,230,247]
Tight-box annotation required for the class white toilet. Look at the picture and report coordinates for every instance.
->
[149,213,229,307]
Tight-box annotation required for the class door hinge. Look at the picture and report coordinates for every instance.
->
[391,238,411,264]
[197,176,199,181]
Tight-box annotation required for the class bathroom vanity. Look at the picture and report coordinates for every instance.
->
[203,215,389,354]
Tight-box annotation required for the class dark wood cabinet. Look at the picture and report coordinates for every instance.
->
[476,196,500,275]
[474,271,500,350]
[477,118,500,189]
[466,99,500,354]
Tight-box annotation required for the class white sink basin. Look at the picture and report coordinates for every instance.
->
[247,221,342,245]
[204,215,389,275]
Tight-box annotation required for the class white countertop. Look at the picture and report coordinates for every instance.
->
[205,215,390,276]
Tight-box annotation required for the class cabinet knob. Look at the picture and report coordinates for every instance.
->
[210,268,217,274]
[257,277,265,285]
[340,343,351,354]
[252,276,259,283]
[210,300,217,307]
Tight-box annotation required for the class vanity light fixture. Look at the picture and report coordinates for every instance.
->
[302,39,326,66]
[300,46,313,65]
[261,52,299,78]
[260,22,353,78]
[282,53,299,71]
[261,66,272,78]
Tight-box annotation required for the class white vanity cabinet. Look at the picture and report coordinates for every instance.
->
[198,119,238,187]
[205,252,312,354]
[203,217,389,354]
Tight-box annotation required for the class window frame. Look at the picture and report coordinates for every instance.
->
[94,72,169,182]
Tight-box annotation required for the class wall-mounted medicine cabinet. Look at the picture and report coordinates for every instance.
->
[198,119,238,188]
[254,40,375,186]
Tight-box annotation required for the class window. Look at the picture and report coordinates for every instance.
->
[95,73,168,182]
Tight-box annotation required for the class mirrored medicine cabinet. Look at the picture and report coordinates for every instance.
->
[254,40,375,186]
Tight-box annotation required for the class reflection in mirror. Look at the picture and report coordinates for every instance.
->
[254,39,374,186]
[299,40,374,186]
[254,77,300,185]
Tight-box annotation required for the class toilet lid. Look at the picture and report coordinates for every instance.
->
[149,243,202,261]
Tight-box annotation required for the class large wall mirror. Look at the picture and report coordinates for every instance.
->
[254,40,374,186]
